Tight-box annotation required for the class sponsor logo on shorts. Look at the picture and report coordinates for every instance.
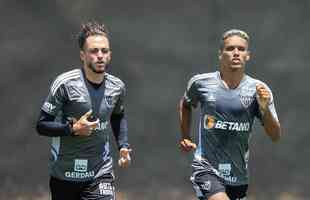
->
[222,176,237,183]
[99,182,113,195]
[218,163,237,183]
[200,180,211,191]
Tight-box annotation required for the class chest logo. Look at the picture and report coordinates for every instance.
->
[240,95,254,108]
[239,88,255,108]
[203,115,215,129]
[74,159,88,172]
[105,96,115,107]
[203,114,250,132]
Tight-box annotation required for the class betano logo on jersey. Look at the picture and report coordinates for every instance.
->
[203,114,250,132]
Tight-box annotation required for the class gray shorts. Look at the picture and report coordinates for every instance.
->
[191,170,247,200]
[50,173,115,200]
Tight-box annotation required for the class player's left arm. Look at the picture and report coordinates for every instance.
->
[256,84,281,142]
[111,112,131,168]
[111,112,129,149]
[110,85,131,168]
[178,97,197,152]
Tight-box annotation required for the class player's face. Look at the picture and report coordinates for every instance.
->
[219,35,250,70]
[80,35,111,74]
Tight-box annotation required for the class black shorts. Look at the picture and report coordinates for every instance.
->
[191,170,248,200]
[49,173,115,200]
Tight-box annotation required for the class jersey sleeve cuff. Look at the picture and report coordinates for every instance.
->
[119,143,130,150]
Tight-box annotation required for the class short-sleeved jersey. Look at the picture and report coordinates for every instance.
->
[184,71,278,186]
[41,68,126,182]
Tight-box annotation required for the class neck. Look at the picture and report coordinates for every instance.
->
[219,67,244,89]
[83,66,105,84]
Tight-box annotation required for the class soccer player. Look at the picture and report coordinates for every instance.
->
[178,29,281,200]
[36,21,131,200]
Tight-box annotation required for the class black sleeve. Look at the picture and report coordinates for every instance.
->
[110,112,129,150]
[36,110,73,137]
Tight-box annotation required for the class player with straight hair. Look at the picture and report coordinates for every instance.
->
[36,21,131,200]
[178,29,281,200]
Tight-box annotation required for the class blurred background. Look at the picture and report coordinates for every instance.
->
[0,0,309,199]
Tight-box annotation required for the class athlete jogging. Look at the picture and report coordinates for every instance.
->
[36,21,131,200]
[178,29,281,200]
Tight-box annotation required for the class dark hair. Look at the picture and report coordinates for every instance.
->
[77,21,109,50]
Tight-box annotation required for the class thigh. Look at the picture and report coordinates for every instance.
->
[49,176,82,200]
[191,171,226,200]
[81,173,115,200]
[225,185,248,200]
[208,192,230,200]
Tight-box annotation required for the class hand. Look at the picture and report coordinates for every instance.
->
[118,148,132,168]
[72,110,99,136]
[256,84,271,113]
[179,138,197,152]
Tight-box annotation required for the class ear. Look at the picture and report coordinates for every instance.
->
[80,50,85,62]
[218,50,222,60]
[108,50,112,61]
[245,51,250,61]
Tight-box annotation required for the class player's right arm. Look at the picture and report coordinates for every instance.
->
[36,110,73,137]
[256,83,281,142]
[36,109,99,137]
[178,75,201,152]
[36,75,98,137]
[178,97,197,152]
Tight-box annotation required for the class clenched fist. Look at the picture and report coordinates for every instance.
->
[179,138,197,152]
[118,148,132,168]
[256,84,271,114]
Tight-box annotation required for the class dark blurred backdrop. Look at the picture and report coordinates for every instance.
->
[0,0,309,199]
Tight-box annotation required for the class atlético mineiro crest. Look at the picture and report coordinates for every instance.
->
[105,96,114,106]
[240,95,254,108]
[240,89,255,108]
